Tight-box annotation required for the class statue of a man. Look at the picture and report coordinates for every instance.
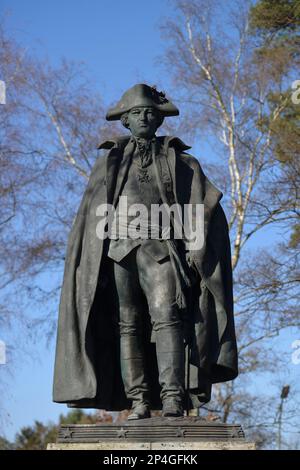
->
[53,84,238,420]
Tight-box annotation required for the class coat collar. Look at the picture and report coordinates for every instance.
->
[99,135,192,206]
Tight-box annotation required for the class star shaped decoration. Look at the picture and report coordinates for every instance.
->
[117,427,128,439]
[175,427,186,438]
[61,427,73,439]
[230,428,240,439]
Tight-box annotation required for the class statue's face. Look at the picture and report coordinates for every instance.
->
[126,107,160,139]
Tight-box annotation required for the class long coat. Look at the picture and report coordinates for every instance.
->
[53,135,238,410]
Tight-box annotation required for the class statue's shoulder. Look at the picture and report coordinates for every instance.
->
[90,135,131,177]
[97,135,130,151]
[160,135,191,153]
[178,151,201,170]
[161,135,200,169]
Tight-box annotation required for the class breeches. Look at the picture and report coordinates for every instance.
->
[106,242,185,403]
[110,244,181,337]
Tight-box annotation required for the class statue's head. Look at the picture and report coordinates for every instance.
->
[106,84,179,139]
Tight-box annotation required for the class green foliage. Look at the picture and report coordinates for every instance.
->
[289,223,300,248]
[0,436,15,450]
[257,90,300,162]
[0,409,103,450]
[250,0,300,248]
[14,421,57,450]
[250,0,300,32]
[59,409,100,425]
[250,1,300,78]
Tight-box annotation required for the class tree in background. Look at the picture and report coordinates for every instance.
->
[0,19,117,423]
[250,0,300,247]
[160,0,300,447]
[0,409,111,450]
[0,20,113,327]
[0,436,14,450]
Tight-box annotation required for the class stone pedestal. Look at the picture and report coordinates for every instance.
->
[47,417,255,450]
[48,441,255,450]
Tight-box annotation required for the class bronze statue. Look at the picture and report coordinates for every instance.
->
[53,84,238,420]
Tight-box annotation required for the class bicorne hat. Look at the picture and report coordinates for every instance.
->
[106,83,179,121]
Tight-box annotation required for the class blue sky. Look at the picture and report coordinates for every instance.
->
[1,0,174,104]
[0,0,299,444]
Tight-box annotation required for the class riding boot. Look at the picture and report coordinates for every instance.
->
[120,335,150,420]
[155,327,185,416]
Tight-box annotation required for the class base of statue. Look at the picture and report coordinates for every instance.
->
[47,417,256,450]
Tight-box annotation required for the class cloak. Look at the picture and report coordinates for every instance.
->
[53,135,238,410]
